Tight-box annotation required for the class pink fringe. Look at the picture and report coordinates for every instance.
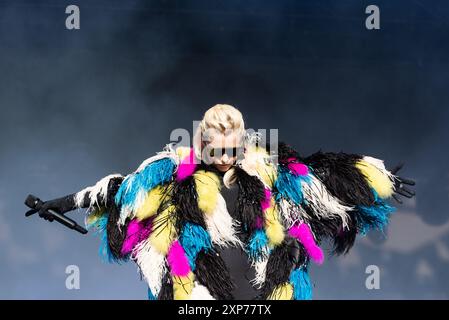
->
[261,188,272,211]
[287,162,309,177]
[167,240,191,277]
[176,148,197,182]
[121,219,152,256]
[288,223,324,265]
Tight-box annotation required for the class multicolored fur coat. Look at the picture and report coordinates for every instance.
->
[74,139,398,300]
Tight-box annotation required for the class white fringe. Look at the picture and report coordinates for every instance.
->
[133,238,167,296]
[118,187,147,225]
[278,198,310,229]
[117,174,136,226]
[301,174,352,230]
[237,151,276,189]
[205,194,243,248]
[244,131,262,146]
[251,258,268,289]
[74,174,123,209]
[190,282,215,300]
[118,208,136,226]
[135,143,179,173]
[362,156,395,181]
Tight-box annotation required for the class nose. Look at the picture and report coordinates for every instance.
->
[221,154,230,163]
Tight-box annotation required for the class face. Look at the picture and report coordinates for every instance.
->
[202,130,242,172]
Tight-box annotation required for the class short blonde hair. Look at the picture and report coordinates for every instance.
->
[193,104,245,159]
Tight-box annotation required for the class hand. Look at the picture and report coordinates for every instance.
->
[37,195,76,221]
[285,237,306,270]
[390,163,416,204]
[38,202,56,222]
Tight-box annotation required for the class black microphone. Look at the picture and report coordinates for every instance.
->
[24,194,88,234]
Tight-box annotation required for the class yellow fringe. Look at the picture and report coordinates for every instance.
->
[176,146,192,160]
[173,271,195,300]
[85,209,105,226]
[355,160,394,198]
[265,198,285,246]
[242,145,277,188]
[135,185,165,221]
[268,283,294,300]
[194,170,221,215]
[149,204,177,255]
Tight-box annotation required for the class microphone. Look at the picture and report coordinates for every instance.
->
[24,194,88,234]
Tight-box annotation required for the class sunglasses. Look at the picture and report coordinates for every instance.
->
[208,147,244,158]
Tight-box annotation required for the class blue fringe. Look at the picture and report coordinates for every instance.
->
[86,213,118,263]
[357,189,396,235]
[147,287,157,300]
[246,229,271,262]
[115,158,175,208]
[289,267,313,300]
[275,166,311,205]
[179,222,212,271]
[114,174,136,208]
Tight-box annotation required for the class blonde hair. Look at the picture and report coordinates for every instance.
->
[199,104,244,135]
[193,104,245,158]
[193,104,245,188]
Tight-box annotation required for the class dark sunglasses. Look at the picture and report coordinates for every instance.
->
[208,147,244,158]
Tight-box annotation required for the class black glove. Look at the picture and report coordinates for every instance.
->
[390,163,416,204]
[285,237,307,271]
[37,177,123,221]
[38,194,76,221]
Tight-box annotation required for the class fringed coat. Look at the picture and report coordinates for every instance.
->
[73,140,398,300]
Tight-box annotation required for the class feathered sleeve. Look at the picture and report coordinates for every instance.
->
[75,144,180,264]
[277,142,397,256]
[236,140,400,300]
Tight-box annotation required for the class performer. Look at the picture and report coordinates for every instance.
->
[27,104,415,300]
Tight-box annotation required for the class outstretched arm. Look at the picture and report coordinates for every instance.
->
[304,151,415,207]
[36,174,124,221]
[286,145,415,254]
[256,142,416,300]
[273,142,415,255]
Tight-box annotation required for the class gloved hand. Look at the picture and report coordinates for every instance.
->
[390,163,416,204]
[285,237,306,271]
[38,194,76,221]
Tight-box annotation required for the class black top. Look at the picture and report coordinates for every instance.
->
[206,164,260,300]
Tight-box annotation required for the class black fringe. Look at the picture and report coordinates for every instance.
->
[78,176,124,209]
[258,239,298,299]
[171,176,207,231]
[150,193,178,244]
[106,203,127,260]
[277,141,303,163]
[194,250,235,300]
[300,198,358,255]
[303,151,374,206]
[332,215,358,255]
[278,148,368,255]
[234,166,266,239]
[78,176,125,261]
[157,267,174,300]
[106,177,124,208]
[302,204,343,243]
